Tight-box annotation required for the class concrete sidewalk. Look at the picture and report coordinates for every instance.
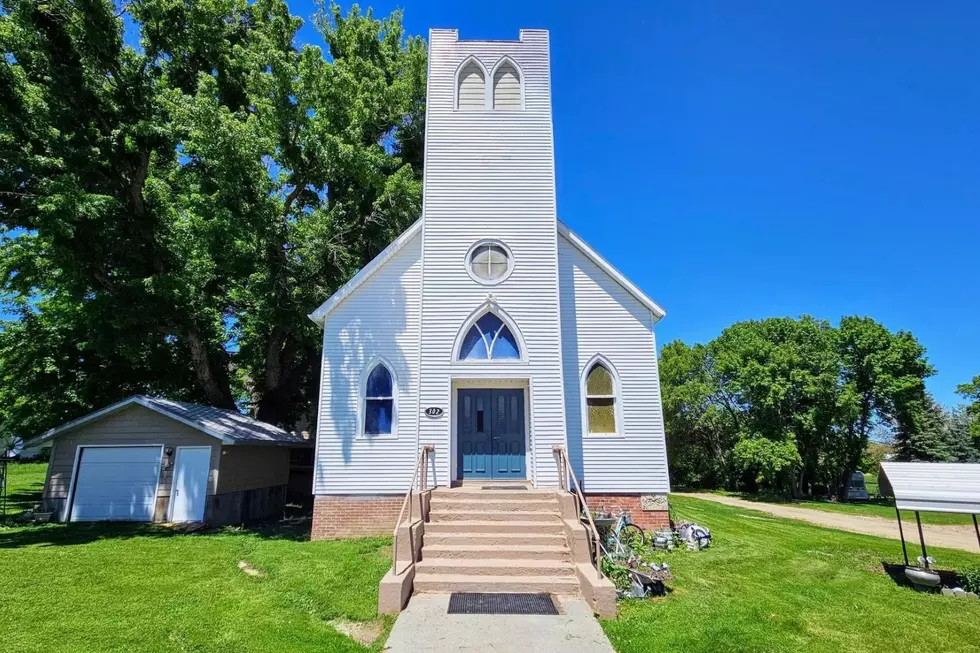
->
[383,594,616,653]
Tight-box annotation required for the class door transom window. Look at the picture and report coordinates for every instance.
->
[458,312,521,360]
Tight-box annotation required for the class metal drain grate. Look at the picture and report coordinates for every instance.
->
[447,593,558,615]
[481,486,527,490]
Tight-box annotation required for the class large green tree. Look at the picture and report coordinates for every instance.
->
[710,316,843,495]
[836,316,934,479]
[0,0,425,434]
[957,374,980,439]
[659,340,739,488]
[661,315,935,496]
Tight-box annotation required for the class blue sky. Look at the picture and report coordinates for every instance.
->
[283,0,980,405]
[135,0,980,406]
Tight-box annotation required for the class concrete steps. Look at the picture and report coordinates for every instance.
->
[425,520,565,535]
[422,532,568,547]
[415,487,583,598]
[413,573,582,595]
[431,488,554,501]
[416,558,575,576]
[429,498,559,512]
[429,510,562,523]
[422,544,570,561]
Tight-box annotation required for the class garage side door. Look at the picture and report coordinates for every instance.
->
[70,446,163,522]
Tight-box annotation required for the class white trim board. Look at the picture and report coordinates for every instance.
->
[31,396,304,447]
[308,220,423,324]
[557,220,666,322]
[33,397,236,445]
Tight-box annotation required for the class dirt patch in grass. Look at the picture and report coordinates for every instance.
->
[237,560,266,577]
[328,619,384,646]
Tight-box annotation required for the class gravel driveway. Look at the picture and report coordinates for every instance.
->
[684,493,980,553]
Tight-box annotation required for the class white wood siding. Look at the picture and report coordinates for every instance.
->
[493,63,521,109]
[314,233,422,494]
[558,234,670,493]
[457,61,486,110]
[418,30,567,487]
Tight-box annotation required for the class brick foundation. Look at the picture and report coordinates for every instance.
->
[585,493,670,531]
[312,495,404,539]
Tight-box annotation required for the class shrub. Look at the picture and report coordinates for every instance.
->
[958,565,980,594]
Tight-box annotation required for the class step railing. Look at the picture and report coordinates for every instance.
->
[392,444,435,576]
[553,445,605,579]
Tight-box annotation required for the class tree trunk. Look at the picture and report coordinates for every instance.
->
[254,327,303,428]
[183,327,236,409]
[794,457,810,498]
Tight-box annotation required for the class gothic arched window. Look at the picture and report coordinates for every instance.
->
[458,313,521,361]
[363,363,394,436]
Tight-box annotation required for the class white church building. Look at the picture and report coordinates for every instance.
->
[308,29,670,541]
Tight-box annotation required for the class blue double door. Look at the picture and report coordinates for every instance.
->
[457,389,526,480]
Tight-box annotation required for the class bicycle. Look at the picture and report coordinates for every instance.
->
[604,510,646,562]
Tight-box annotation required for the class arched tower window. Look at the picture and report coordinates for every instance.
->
[458,313,521,360]
[584,360,619,435]
[457,59,486,110]
[363,363,394,436]
[492,60,521,109]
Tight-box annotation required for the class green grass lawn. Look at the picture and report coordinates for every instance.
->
[4,460,48,513]
[710,489,975,526]
[1,463,393,653]
[6,464,980,652]
[602,495,980,653]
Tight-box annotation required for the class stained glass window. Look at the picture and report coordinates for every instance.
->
[586,363,617,434]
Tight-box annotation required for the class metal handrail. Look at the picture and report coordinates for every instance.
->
[553,445,605,579]
[392,445,434,576]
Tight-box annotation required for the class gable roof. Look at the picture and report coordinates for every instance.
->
[879,462,980,514]
[557,220,666,322]
[307,217,666,326]
[308,219,422,324]
[33,396,309,446]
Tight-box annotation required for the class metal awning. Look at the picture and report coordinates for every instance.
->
[878,462,980,568]
[879,462,980,514]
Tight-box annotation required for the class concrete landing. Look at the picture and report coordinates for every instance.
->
[383,594,616,653]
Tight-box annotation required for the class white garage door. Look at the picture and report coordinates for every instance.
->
[69,446,163,522]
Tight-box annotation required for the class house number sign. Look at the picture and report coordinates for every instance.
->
[424,407,444,418]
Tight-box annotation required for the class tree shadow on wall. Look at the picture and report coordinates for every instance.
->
[325,248,413,467]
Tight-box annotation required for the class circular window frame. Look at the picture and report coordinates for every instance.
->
[464,239,515,285]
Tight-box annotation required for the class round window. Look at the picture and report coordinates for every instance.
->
[466,240,513,284]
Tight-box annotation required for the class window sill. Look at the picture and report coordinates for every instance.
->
[583,432,626,440]
[453,109,526,113]
[356,434,399,442]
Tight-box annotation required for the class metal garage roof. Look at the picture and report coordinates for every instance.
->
[878,462,980,514]
[33,396,309,446]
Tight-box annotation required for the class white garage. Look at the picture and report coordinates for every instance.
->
[33,395,311,525]
[68,446,163,522]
